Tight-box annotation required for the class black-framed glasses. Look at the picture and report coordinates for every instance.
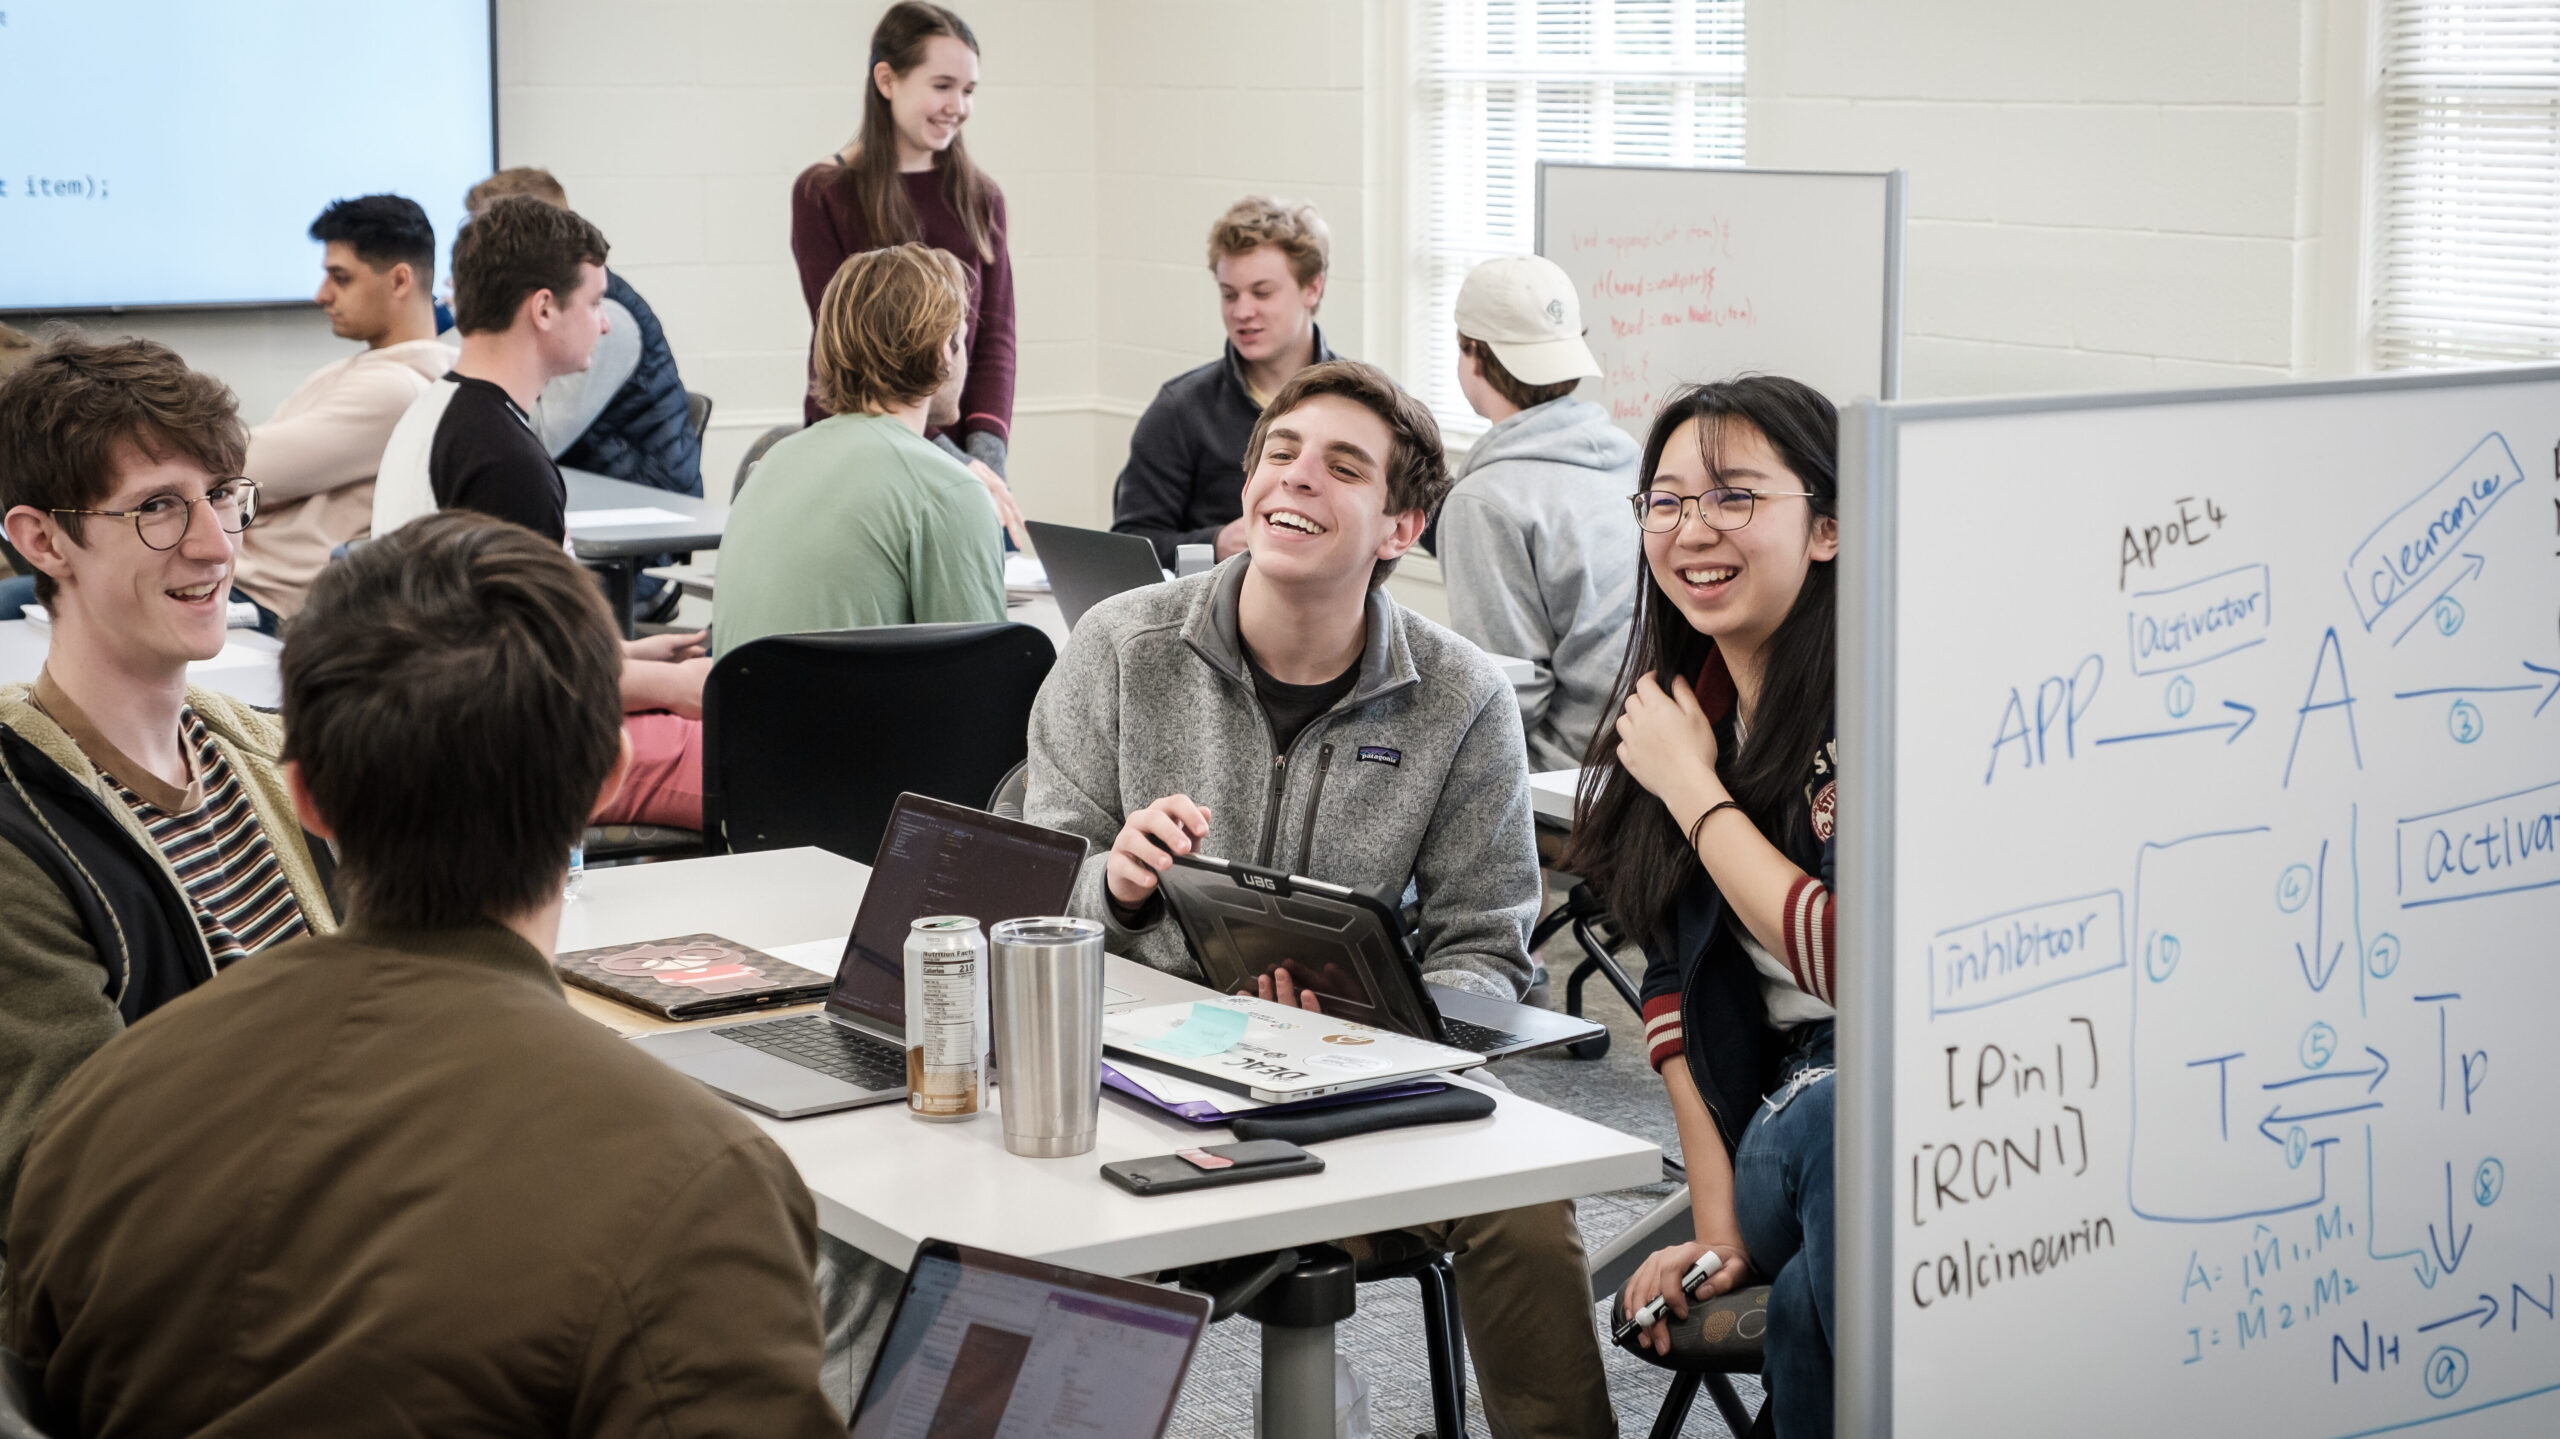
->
[1629,487,1821,534]
[51,478,259,551]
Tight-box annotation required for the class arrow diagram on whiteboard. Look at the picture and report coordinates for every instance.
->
[2428,1161,2474,1276]
[2257,1099,2383,1147]
[2261,1046,2390,1094]
[2092,700,2257,748]
[2391,661,2560,714]
[2530,660,2560,717]
[2391,552,2485,646]
[2417,1293,2500,1333]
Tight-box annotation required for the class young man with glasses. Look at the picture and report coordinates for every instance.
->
[0,335,339,1241]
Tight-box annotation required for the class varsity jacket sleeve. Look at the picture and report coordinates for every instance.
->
[568,1135,842,1439]
[1111,386,1225,569]
[1407,680,1541,1001]
[0,838,124,1244]
[1435,490,1559,736]
[1640,820,1837,1073]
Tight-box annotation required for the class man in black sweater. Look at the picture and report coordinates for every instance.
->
[1111,197,1339,569]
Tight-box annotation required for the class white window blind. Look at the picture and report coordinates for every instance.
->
[1411,0,1745,430]
[2372,0,2560,367]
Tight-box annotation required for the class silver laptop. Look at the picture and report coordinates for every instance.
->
[851,1239,1211,1439]
[1025,520,1167,629]
[629,794,1088,1118]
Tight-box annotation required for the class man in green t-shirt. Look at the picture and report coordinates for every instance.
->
[715,244,1004,654]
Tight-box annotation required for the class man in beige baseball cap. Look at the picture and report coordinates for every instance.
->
[1439,254,1642,773]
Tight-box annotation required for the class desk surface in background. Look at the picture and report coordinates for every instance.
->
[0,620,283,708]
[560,847,1659,1277]
[564,468,726,557]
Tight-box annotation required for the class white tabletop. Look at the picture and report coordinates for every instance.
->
[0,619,284,708]
[562,847,1659,1276]
[1530,766,1583,826]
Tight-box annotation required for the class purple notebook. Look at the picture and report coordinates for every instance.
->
[1102,1061,1446,1125]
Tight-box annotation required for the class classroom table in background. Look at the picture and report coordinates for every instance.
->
[564,468,727,638]
[1530,766,1583,827]
[0,619,283,708]
[559,846,1658,1437]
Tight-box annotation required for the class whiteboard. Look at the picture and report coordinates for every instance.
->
[1837,366,2560,1436]
[1535,164,1902,435]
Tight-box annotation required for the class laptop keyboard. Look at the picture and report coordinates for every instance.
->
[1437,1016,1526,1054]
[723,1015,908,1092]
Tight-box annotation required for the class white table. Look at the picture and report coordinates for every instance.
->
[561,847,1659,1435]
[0,619,284,708]
[1530,766,1584,826]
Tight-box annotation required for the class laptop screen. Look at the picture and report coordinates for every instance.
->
[830,794,1090,1030]
[849,1239,1209,1439]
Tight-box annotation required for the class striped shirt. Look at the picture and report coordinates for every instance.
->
[98,709,309,970]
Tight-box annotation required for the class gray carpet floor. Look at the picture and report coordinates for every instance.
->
[1162,879,1763,1438]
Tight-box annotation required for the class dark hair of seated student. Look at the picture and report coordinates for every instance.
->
[282,510,624,927]
[1559,373,1840,944]
[308,193,438,286]
[448,194,609,337]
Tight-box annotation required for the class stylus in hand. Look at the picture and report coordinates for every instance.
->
[1614,1251,1723,1345]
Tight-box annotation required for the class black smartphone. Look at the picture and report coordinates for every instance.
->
[1101,1140,1325,1195]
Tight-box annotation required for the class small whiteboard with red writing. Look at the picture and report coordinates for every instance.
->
[1537,164,1903,432]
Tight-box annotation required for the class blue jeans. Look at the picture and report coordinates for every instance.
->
[1735,1020,1835,1439]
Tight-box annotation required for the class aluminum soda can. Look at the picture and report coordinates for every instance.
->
[904,916,988,1122]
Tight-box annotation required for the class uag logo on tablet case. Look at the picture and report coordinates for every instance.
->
[1357,746,1401,767]
[1242,872,1278,892]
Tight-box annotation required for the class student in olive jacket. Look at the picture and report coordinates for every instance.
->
[0,337,339,1255]
[6,514,841,1439]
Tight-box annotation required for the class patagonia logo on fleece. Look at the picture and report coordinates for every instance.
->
[1356,746,1402,768]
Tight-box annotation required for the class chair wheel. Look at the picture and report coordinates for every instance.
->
[1567,1032,1611,1061]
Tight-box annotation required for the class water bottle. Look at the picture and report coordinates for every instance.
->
[565,842,585,900]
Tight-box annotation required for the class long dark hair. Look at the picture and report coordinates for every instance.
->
[1560,376,1839,946]
[844,2,997,263]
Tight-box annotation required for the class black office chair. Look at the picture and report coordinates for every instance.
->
[732,422,801,502]
[684,390,713,443]
[1527,880,1644,1062]
[703,623,1055,863]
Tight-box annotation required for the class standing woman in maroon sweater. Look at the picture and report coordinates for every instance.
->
[792,1,1024,542]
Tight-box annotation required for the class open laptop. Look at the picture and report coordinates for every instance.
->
[629,794,1088,1118]
[1026,520,1167,629]
[1157,853,1604,1061]
[849,1239,1211,1439]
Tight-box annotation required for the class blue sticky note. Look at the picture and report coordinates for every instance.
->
[1132,1002,1249,1059]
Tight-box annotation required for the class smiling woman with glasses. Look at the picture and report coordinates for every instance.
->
[1561,375,1846,1439]
[51,477,259,551]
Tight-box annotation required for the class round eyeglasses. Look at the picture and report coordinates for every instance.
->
[1629,486,1822,534]
[51,478,259,551]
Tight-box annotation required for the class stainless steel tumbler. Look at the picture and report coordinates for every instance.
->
[988,916,1108,1158]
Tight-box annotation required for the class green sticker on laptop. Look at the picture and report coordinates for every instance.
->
[1132,1001,1250,1059]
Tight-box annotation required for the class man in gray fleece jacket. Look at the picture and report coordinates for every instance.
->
[1027,361,1617,1438]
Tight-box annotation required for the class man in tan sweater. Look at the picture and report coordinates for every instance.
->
[7,513,841,1437]
[230,194,454,628]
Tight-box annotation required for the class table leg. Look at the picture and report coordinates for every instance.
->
[1259,1316,1339,1439]
[599,559,638,639]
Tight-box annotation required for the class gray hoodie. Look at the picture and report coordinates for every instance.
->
[1436,397,1642,773]
[1023,557,1539,1000]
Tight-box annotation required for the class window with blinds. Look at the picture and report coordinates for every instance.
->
[2372,1,2560,367]
[1410,0,1745,430]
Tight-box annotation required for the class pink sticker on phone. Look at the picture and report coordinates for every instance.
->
[1177,1148,1234,1170]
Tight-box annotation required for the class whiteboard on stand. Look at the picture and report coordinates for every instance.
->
[1536,163,1903,435]
[1835,365,2560,1436]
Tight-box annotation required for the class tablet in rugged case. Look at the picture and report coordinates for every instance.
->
[1155,854,1450,1039]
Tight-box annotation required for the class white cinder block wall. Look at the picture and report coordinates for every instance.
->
[10,0,2368,531]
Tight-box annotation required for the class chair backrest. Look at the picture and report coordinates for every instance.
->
[684,390,713,442]
[732,422,801,502]
[702,623,1056,864]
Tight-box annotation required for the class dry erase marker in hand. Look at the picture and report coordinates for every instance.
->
[1615,1251,1723,1344]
